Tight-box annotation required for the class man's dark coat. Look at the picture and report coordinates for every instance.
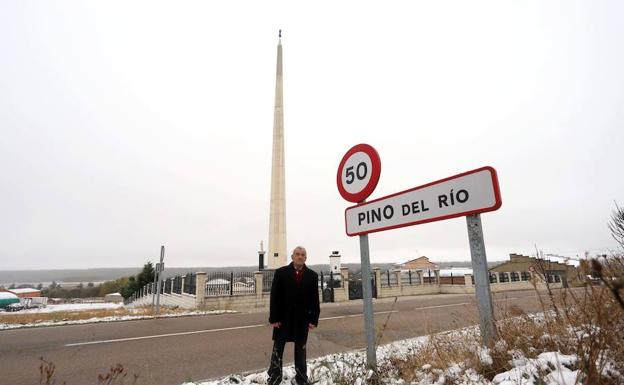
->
[269,263,320,342]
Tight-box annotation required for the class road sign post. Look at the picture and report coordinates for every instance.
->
[466,214,497,345]
[358,233,377,368]
[155,246,165,316]
[337,144,382,369]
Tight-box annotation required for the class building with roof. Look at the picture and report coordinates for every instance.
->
[396,256,440,283]
[489,253,579,287]
[104,292,124,303]
[397,256,439,271]
[8,287,41,298]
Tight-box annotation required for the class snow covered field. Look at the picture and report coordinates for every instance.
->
[0,306,236,330]
[5,302,124,314]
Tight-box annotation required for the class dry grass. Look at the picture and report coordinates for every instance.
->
[384,255,624,385]
[38,357,138,385]
[0,305,192,325]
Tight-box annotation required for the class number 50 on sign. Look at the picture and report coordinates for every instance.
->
[336,144,382,203]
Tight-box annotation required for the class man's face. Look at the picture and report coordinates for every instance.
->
[292,248,307,268]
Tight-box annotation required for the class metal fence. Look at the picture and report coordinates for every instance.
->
[173,276,182,294]
[262,270,275,293]
[320,271,342,289]
[205,271,256,296]
[380,270,399,287]
[185,274,196,295]
[400,270,422,286]
[422,270,438,284]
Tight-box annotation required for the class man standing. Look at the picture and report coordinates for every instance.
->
[267,246,320,385]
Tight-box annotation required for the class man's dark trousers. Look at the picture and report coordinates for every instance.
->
[267,326,308,385]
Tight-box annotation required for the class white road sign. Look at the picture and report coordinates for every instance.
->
[345,166,502,236]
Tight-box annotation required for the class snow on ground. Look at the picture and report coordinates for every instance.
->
[0,307,237,330]
[10,302,124,314]
[184,328,610,385]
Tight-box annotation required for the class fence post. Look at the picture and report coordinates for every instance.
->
[255,271,263,299]
[387,270,391,287]
[340,267,349,301]
[181,275,186,294]
[465,274,473,288]
[394,269,402,291]
[434,269,441,285]
[230,272,234,296]
[196,272,206,308]
[373,268,382,298]
[408,270,412,285]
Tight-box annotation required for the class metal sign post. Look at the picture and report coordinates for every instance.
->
[466,214,497,345]
[359,233,377,368]
[155,246,165,316]
[337,144,382,369]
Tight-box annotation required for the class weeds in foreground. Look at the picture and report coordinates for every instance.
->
[385,255,624,385]
[39,357,65,385]
[97,364,138,385]
[37,358,138,385]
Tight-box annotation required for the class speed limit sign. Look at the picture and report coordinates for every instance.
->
[337,144,381,203]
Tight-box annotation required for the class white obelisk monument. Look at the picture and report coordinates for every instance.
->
[268,30,287,269]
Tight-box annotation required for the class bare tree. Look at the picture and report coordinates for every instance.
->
[596,202,624,310]
[608,201,624,249]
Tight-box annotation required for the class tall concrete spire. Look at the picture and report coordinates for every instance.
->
[268,30,287,269]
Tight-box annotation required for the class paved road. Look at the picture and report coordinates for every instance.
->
[1,290,550,385]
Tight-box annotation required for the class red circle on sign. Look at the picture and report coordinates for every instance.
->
[336,143,381,203]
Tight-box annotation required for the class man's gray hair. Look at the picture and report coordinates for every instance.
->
[291,246,307,256]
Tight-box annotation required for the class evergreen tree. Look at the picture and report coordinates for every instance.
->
[137,262,155,289]
[120,276,138,299]
[115,263,154,299]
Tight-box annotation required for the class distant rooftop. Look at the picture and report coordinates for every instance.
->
[9,288,41,294]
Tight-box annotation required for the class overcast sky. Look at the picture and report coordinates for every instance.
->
[1,1,623,270]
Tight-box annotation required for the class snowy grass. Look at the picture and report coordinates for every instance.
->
[184,311,622,385]
[0,305,237,330]
[9,302,124,314]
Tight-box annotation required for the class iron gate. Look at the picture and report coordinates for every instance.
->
[320,271,337,303]
[348,273,377,300]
